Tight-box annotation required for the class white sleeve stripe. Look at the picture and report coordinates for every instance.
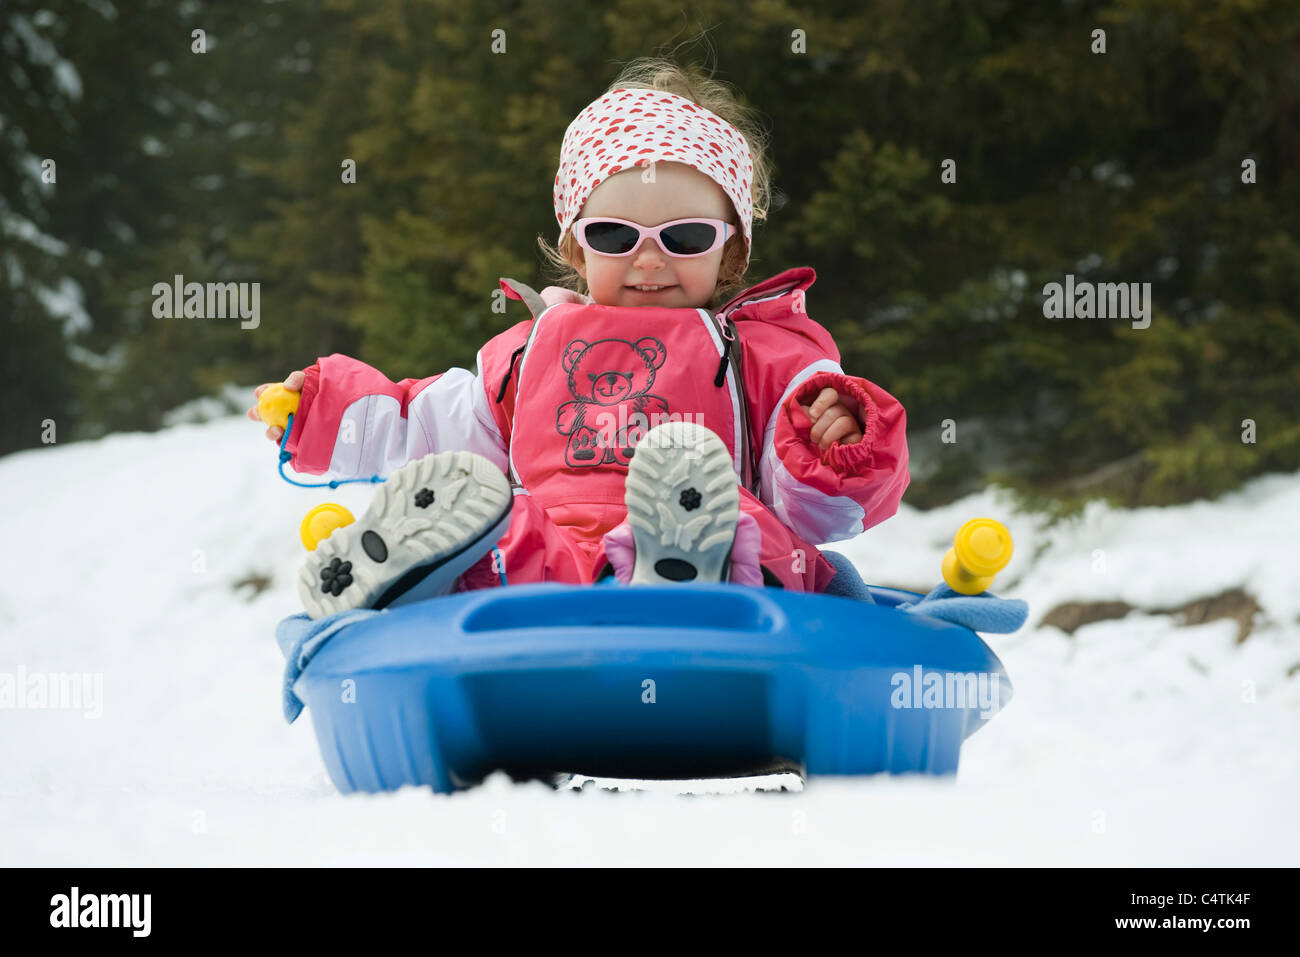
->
[757,356,867,542]
[770,459,867,544]
[695,308,743,479]
[759,358,843,503]
[325,368,509,480]
[410,368,510,472]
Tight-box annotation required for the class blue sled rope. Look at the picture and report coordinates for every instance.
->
[275,413,385,489]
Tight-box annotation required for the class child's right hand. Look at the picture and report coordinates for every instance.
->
[247,370,305,442]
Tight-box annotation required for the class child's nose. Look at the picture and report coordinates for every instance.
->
[631,237,666,269]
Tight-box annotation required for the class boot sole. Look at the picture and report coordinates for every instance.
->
[299,451,512,619]
[623,422,739,585]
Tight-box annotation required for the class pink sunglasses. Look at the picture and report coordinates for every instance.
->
[572,217,732,258]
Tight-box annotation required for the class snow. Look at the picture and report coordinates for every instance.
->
[20,152,53,195]
[32,275,92,336]
[7,13,82,100]
[1,410,1296,865]
[1,203,70,256]
[1,199,94,334]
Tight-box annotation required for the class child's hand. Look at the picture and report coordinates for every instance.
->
[247,370,304,442]
[800,387,863,450]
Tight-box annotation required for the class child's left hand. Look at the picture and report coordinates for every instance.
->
[800,387,864,449]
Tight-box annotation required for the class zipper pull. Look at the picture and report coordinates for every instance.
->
[717,307,737,341]
[714,309,736,387]
[714,346,730,387]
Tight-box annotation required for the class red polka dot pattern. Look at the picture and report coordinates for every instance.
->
[553,88,755,267]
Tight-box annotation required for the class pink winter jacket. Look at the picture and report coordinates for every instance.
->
[283,267,910,553]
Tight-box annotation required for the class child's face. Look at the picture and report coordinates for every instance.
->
[572,161,737,309]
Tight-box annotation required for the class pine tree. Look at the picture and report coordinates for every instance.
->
[8,0,1297,510]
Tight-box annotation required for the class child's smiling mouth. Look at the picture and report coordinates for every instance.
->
[625,283,677,295]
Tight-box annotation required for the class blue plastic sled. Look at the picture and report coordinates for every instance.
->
[280,582,1013,794]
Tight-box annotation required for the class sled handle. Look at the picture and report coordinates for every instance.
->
[460,584,783,635]
[300,503,356,550]
[942,519,1013,595]
[258,383,301,430]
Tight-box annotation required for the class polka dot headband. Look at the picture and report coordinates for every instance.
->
[554,88,755,268]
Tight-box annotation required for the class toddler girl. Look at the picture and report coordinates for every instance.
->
[249,62,910,619]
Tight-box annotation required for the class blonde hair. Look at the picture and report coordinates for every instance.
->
[536,57,772,311]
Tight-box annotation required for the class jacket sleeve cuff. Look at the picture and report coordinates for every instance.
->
[284,361,322,472]
[783,370,879,478]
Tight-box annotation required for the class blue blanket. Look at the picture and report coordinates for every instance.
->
[276,608,380,723]
[898,585,1028,633]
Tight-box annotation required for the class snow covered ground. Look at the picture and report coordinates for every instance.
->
[1,408,1296,866]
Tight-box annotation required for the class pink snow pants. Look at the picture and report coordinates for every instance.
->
[455,486,838,593]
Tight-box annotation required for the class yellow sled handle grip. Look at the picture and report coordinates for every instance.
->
[300,503,355,551]
[942,518,1013,595]
[257,383,301,431]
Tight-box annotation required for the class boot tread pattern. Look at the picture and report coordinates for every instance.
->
[624,422,740,585]
[299,451,511,619]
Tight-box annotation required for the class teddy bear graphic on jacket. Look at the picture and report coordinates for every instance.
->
[555,336,671,468]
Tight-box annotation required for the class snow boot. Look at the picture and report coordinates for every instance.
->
[298,450,512,619]
[621,421,740,585]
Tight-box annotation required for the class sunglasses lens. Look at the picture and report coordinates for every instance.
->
[583,221,641,254]
[660,222,718,255]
